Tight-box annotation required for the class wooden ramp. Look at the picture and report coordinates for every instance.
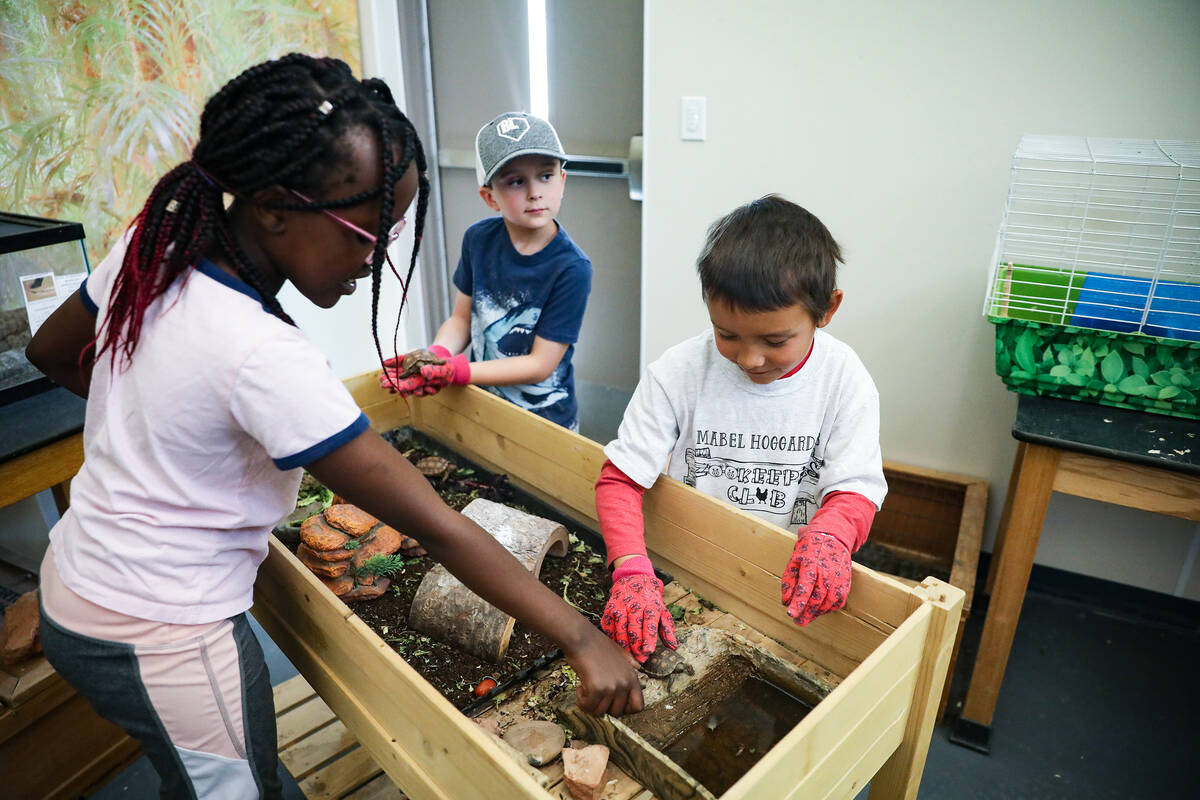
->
[274,675,404,800]
[274,672,656,800]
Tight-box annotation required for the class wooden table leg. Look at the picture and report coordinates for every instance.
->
[985,441,1026,595]
[951,442,1059,754]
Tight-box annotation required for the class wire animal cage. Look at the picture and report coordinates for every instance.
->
[984,136,1200,419]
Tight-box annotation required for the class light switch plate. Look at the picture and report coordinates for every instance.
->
[681,96,706,141]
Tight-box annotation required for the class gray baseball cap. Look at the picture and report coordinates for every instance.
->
[474,112,565,186]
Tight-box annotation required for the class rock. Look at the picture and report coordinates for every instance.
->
[351,524,403,568]
[300,515,350,552]
[303,544,354,562]
[562,744,610,800]
[0,591,41,666]
[341,577,390,602]
[501,719,566,767]
[474,717,501,736]
[324,504,378,536]
[317,574,354,596]
[297,544,349,577]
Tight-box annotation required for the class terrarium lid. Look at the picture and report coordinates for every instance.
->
[0,211,85,255]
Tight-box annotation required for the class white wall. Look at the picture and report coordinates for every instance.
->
[278,0,421,379]
[642,0,1200,597]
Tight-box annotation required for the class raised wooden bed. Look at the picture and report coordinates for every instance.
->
[251,378,964,800]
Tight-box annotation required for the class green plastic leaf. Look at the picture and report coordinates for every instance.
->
[1075,348,1096,376]
[1131,357,1150,378]
[1116,374,1148,395]
[1063,374,1087,386]
[1057,349,1072,366]
[1014,331,1038,375]
[1124,341,1146,355]
[1157,386,1181,400]
[1100,351,1124,384]
[1171,373,1191,387]
[1049,365,1071,377]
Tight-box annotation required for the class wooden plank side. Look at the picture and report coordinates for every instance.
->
[646,514,889,673]
[0,433,82,511]
[949,480,987,617]
[1054,450,1200,522]
[720,606,930,800]
[868,580,964,800]
[428,387,606,483]
[252,538,549,800]
[415,397,600,524]
[272,674,316,716]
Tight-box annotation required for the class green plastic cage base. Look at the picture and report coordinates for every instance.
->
[991,317,1200,421]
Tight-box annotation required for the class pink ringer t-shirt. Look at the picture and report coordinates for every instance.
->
[49,238,367,624]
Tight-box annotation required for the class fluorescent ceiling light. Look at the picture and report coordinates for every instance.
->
[527,0,548,119]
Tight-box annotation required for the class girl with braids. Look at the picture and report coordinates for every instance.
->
[26,54,642,799]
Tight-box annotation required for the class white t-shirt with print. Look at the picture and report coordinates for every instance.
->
[605,329,886,533]
[49,238,368,625]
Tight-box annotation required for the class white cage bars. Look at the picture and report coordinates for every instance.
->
[984,136,1200,341]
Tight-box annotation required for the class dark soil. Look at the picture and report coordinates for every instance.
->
[289,427,613,711]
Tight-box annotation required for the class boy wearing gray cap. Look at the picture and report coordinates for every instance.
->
[382,111,592,430]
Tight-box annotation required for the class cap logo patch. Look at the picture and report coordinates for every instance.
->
[496,116,530,142]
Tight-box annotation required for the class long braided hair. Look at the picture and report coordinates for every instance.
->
[94,54,430,373]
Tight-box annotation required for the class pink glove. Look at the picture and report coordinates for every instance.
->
[379,345,454,395]
[417,353,470,390]
[601,556,678,663]
[781,529,852,626]
[379,371,436,396]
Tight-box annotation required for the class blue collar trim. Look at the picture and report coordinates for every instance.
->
[194,258,272,312]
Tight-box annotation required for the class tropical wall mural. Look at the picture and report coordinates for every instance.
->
[0,0,361,262]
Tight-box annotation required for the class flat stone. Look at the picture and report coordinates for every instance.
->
[501,719,566,767]
[297,544,349,577]
[562,743,610,800]
[474,717,501,736]
[341,577,390,602]
[300,515,350,552]
[0,591,41,666]
[351,524,403,568]
[324,504,378,536]
[317,574,354,596]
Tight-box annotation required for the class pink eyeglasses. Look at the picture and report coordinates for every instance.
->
[288,188,407,265]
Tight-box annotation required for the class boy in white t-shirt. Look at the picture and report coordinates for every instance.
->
[596,195,887,662]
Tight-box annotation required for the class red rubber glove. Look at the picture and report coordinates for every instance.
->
[417,353,470,390]
[379,345,452,395]
[781,529,852,626]
[601,556,678,663]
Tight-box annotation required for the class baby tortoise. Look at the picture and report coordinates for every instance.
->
[397,348,445,379]
[415,456,455,480]
[640,644,694,678]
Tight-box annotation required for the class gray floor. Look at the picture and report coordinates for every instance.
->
[87,383,1199,798]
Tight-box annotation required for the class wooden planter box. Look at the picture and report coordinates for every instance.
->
[252,379,964,800]
[861,462,988,718]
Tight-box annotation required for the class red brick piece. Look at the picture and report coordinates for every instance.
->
[0,591,42,666]
[562,744,610,800]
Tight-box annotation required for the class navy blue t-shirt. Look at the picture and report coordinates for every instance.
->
[453,217,592,428]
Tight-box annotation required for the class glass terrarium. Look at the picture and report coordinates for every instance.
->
[0,212,89,405]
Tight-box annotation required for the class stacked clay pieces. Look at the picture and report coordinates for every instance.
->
[296,504,408,601]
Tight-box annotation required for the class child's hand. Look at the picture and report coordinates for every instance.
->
[601,556,678,663]
[781,530,852,625]
[378,369,438,397]
[418,353,470,390]
[562,627,645,717]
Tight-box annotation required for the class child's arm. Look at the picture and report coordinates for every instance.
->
[595,460,678,663]
[430,291,472,356]
[307,429,644,717]
[25,290,97,398]
[466,336,568,386]
[781,492,876,625]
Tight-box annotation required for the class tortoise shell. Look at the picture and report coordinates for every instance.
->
[397,348,445,379]
[415,456,454,478]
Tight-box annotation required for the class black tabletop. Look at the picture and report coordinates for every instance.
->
[0,386,86,463]
[1014,395,1200,476]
